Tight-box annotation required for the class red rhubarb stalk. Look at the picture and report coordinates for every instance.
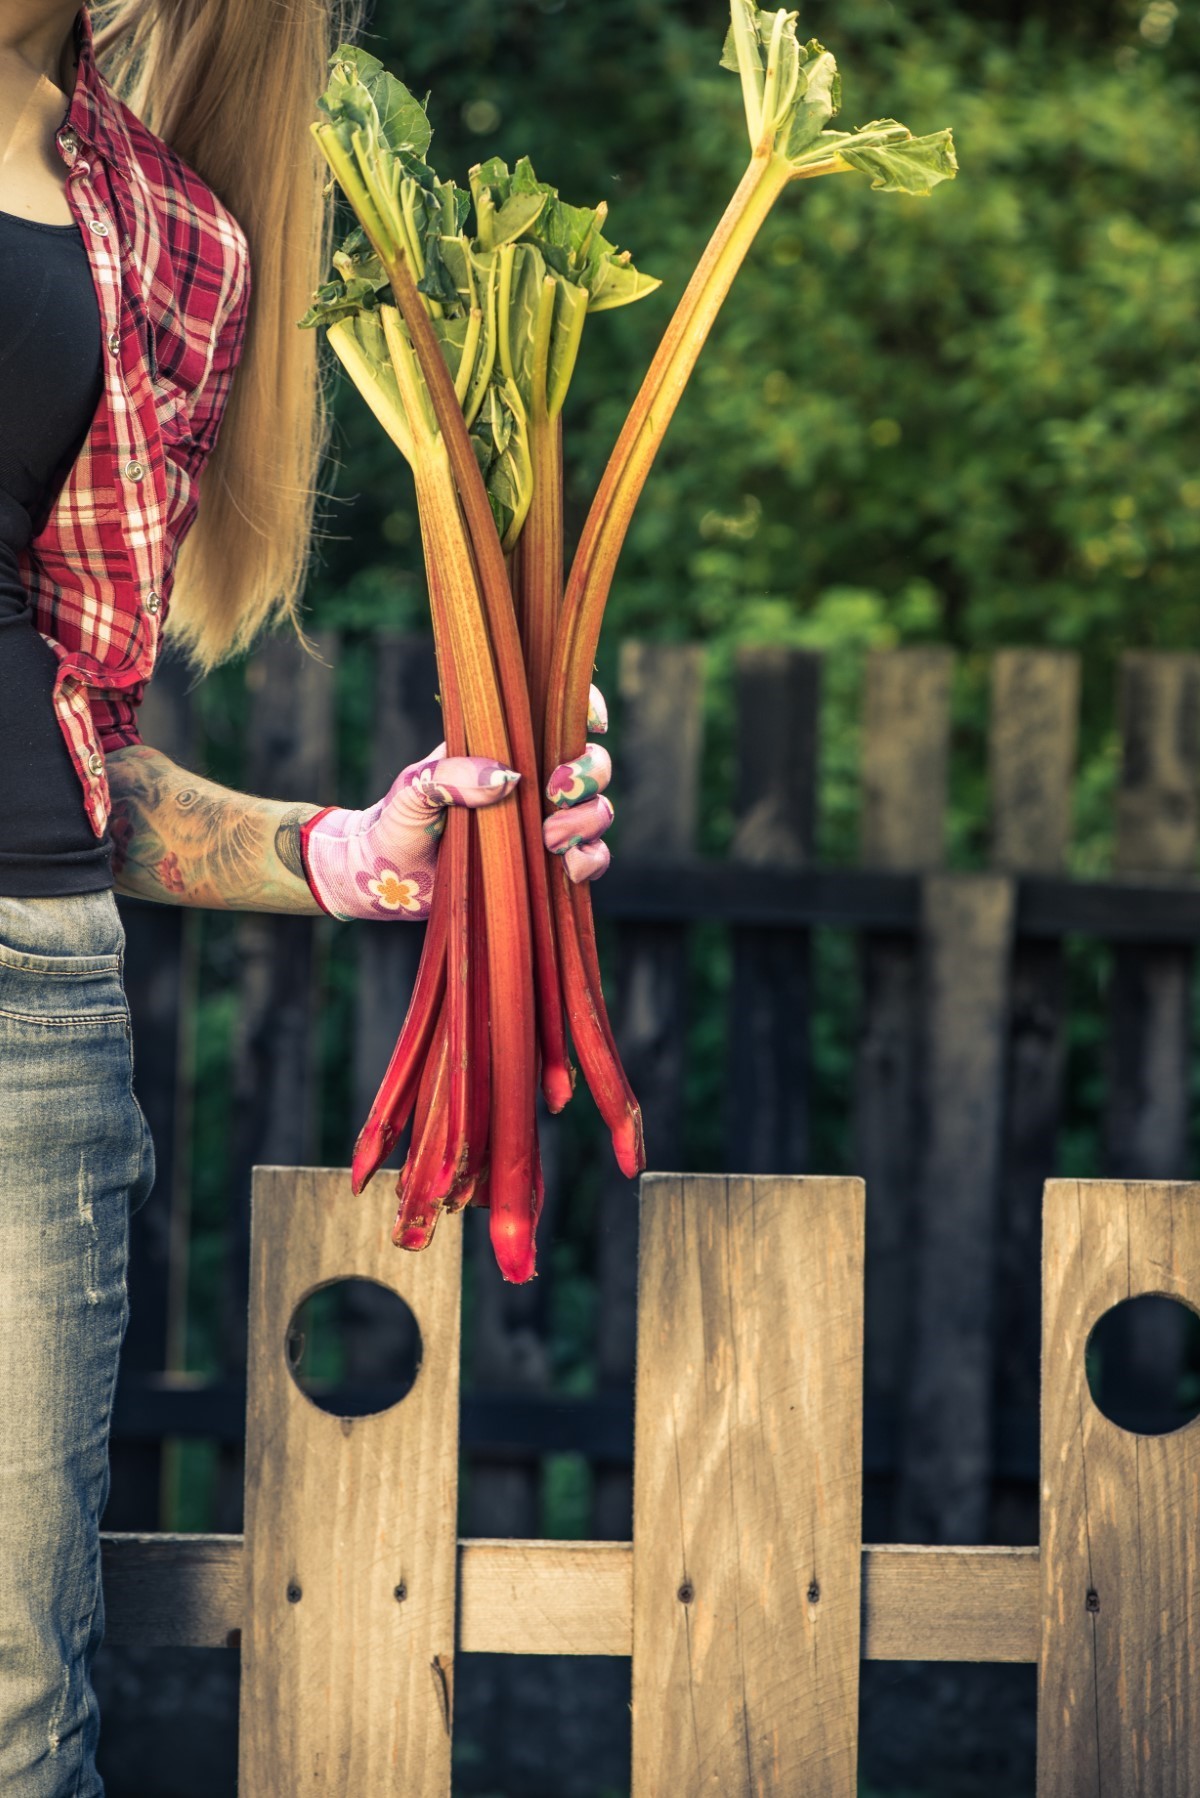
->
[393,1007,451,1250]
[350,890,448,1192]
[424,553,474,1206]
[444,833,491,1215]
[379,253,574,1117]
[547,153,790,794]
[412,451,539,1282]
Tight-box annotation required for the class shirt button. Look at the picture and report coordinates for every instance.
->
[125,459,145,481]
[146,590,161,614]
[89,217,110,236]
[87,751,105,777]
[107,328,121,355]
[59,128,78,155]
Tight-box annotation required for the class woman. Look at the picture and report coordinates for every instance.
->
[0,1,614,1788]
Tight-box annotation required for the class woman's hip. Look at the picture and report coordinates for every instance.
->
[0,887,155,1216]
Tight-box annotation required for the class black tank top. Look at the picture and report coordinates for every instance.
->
[0,205,113,895]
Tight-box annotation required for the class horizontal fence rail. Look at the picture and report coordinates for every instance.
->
[99,1534,1041,1664]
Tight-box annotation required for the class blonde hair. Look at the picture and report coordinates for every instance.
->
[90,0,365,671]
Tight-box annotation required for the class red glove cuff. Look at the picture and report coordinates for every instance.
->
[298,806,340,915]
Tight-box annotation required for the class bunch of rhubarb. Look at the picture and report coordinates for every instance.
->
[302,2,956,1283]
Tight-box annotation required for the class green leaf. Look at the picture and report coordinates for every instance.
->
[719,3,776,74]
[585,254,663,313]
[470,155,659,320]
[319,44,432,160]
[779,46,841,158]
[485,191,549,252]
[819,121,959,193]
[469,380,533,551]
[497,243,549,407]
[545,279,589,416]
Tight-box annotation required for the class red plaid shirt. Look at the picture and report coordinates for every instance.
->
[20,4,251,839]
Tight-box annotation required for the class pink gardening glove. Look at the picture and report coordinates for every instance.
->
[542,683,615,883]
[299,749,520,921]
[299,687,614,920]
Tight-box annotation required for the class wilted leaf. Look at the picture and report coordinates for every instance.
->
[822,122,959,193]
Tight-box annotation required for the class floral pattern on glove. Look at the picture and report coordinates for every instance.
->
[301,753,520,923]
[542,731,615,885]
[545,743,612,810]
[353,864,433,917]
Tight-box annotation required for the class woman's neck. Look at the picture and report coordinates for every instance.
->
[0,5,82,98]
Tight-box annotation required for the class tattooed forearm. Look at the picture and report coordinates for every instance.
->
[274,808,311,882]
[106,745,326,913]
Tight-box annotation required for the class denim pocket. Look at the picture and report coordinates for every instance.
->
[0,943,122,977]
[0,893,128,1023]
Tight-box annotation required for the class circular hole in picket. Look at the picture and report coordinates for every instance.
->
[1085,1294,1200,1436]
[285,1278,422,1417]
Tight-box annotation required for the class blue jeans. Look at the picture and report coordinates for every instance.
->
[0,889,155,1796]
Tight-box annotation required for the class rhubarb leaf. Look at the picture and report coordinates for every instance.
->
[797,120,959,193]
[470,381,532,550]
[319,45,432,161]
[468,155,659,315]
[297,274,380,330]
[779,47,841,158]
[719,4,766,75]
[418,233,461,307]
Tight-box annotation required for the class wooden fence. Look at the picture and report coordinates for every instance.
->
[98,1167,1200,1794]
[108,636,1200,1558]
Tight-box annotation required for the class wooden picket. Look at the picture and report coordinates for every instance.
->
[97,1169,1200,1794]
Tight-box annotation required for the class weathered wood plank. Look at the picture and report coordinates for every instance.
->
[457,1539,633,1657]
[989,650,1080,875]
[990,651,1079,1543]
[859,647,954,872]
[631,1174,865,1796]
[101,1534,1043,1663]
[897,874,1016,1544]
[593,642,706,1541]
[1038,1178,1200,1796]
[239,1167,462,1796]
[102,1533,243,1649]
[861,1545,1039,1664]
[855,649,952,1531]
[727,645,820,1173]
[1103,654,1200,1430]
[590,860,1200,941]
